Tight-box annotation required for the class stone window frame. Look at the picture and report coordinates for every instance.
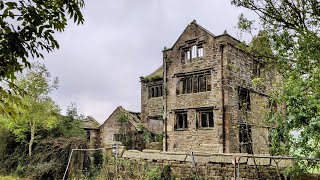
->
[176,72,211,95]
[174,110,188,131]
[147,115,163,121]
[239,123,253,154]
[113,133,125,142]
[252,60,265,78]
[196,108,214,129]
[181,42,205,64]
[86,131,91,141]
[148,84,163,98]
[238,87,250,111]
[238,87,251,123]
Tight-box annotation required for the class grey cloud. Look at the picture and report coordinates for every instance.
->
[42,0,256,123]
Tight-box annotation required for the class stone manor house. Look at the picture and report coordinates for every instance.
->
[96,20,275,155]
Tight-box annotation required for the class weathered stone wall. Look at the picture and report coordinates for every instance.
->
[141,79,164,122]
[163,21,272,154]
[145,142,162,150]
[86,129,100,148]
[100,107,138,146]
[114,150,293,179]
[164,22,224,153]
[222,40,271,154]
[140,79,164,133]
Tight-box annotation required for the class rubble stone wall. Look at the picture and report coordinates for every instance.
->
[100,108,137,145]
[141,79,164,124]
[163,22,271,154]
[164,22,224,153]
[115,150,295,179]
[223,42,271,154]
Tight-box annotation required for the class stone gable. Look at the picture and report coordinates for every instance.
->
[140,20,273,154]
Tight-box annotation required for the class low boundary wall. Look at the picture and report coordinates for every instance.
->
[119,149,294,179]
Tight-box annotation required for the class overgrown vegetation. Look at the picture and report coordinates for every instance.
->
[231,0,320,174]
[0,63,90,179]
[115,113,163,150]
[91,155,174,180]
[0,0,85,118]
[0,1,87,177]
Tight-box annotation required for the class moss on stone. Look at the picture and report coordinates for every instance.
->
[143,66,163,82]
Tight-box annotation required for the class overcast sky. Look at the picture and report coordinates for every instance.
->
[43,0,255,124]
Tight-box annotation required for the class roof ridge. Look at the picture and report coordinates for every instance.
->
[191,20,215,38]
[166,20,215,51]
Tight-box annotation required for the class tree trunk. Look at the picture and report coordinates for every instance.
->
[29,122,35,157]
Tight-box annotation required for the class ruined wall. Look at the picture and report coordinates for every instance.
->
[163,21,271,154]
[141,79,164,122]
[140,79,164,134]
[164,22,224,153]
[86,129,100,148]
[113,150,294,179]
[221,37,271,154]
[100,108,138,146]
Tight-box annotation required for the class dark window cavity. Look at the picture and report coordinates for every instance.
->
[177,73,211,95]
[239,88,250,111]
[239,124,253,154]
[253,60,264,77]
[197,110,214,128]
[114,134,124,142]
[86,131,91,141]
[149,85,163,98]
[175,111,188,130]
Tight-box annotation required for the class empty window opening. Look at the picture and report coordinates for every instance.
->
[186,50,191,61]
[239,88,250,122]
[182,44,204,63]
[239,88,250,111]
[177,73,211,95]
[175,111,188,130]
[86,131,91,141]
[197,46,204,57]
[253,60,264,77]
[114,134,125,142]
[149,85,163,98]
[191,45,197,59]
[239,124,253,154]
[197,110,214,128]
[181,76,193,94]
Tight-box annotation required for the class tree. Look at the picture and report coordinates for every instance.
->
[52,102,86,138]
[231,0,320,159]
[0,0,85,116]
[0,63,60,156]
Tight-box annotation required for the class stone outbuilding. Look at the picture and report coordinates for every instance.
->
[99,106,145,150]
[81,116,100,148]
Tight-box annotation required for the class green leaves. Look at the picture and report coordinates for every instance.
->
[237,13,255,34]
[233,0,320,164]
[0,63,60,156]
[0,0,85,117]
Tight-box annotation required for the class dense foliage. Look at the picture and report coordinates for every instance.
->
[0,63,88,179]
[231,0,320,167]
[0,0,85,116]
[0,1,86,176]
[1,63,60,157]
